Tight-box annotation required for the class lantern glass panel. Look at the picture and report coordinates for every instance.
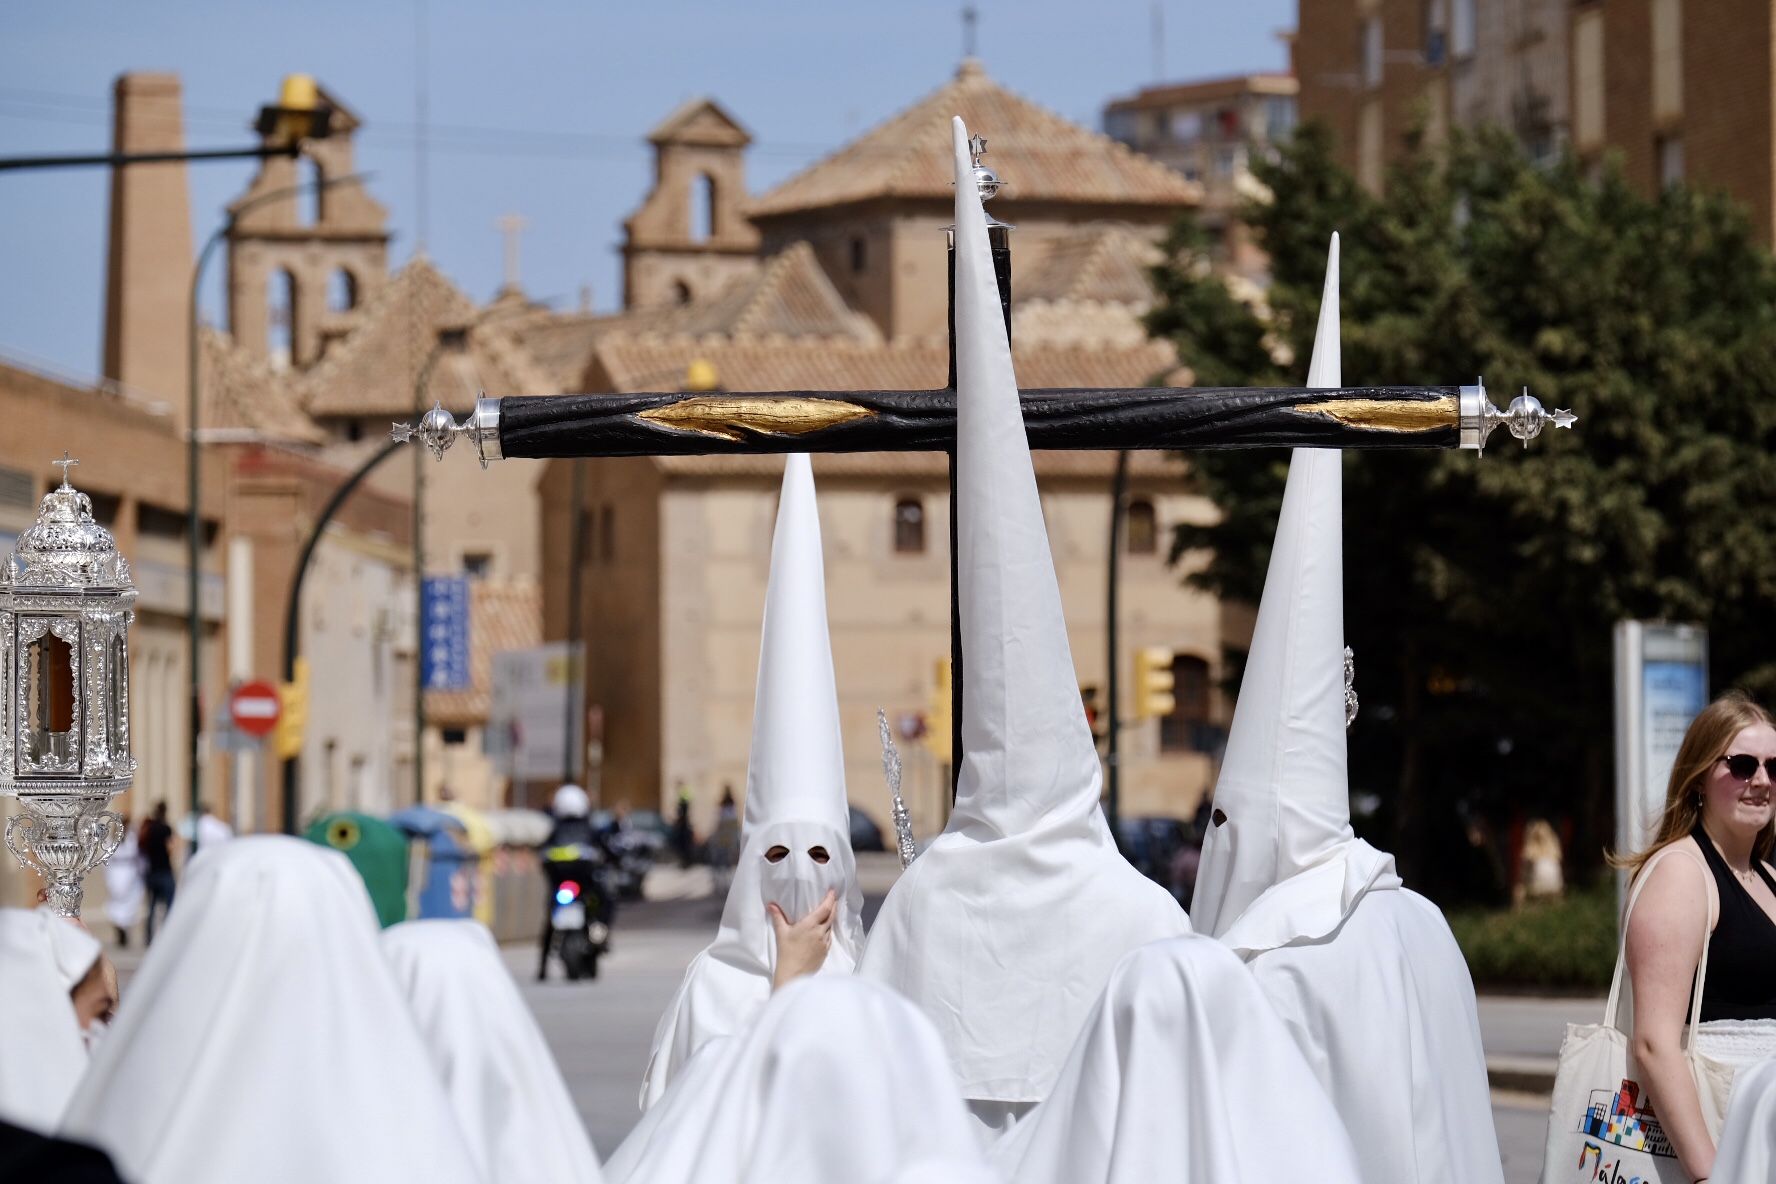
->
[107,633,127,761]
[26,628,77,764]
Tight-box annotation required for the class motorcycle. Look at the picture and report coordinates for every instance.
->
[541,846,611,982]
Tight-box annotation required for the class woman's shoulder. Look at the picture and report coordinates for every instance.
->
[1632,838,1718,931]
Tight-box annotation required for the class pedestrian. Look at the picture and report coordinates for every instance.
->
[102,821,143,948]
[194,802,233,850]
[1611,690,1776,1182]
[671,783,694,869]
[138,802,175,945]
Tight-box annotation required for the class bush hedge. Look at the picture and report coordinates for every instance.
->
[1446,880,1616,992]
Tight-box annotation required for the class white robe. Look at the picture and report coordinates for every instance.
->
[993,936,1362,1184]
[383,919,603,1184]
[610,976,991,1184]
[860,116,1190,1114]
[1246,886,1504,1184]
[0,908,100,1132]
[60,836,482,1184]
[1713,1056,1776,1183]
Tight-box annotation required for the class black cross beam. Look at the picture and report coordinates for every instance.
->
[395,145,1574,823]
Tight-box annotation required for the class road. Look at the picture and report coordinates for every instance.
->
[511,867,1565,1181]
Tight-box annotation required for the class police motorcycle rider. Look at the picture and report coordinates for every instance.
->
[537,783,616,981]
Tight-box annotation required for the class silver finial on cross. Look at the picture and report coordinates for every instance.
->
[52,453,79,488]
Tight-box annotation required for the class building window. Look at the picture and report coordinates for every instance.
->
[1450,0,1476,59]
[1357,100,1384,193]
[690,172,716,242]
[442,727,468,746]
[1652,0,1683,124]
[893,496,926,554]
[599,505,615,563]
[1126,499,1158,554]
[1573,9,1606,153]
[462,551,493,579]
[672,279,693,306]
[850,236,867,273]
[1265,97,1296,142]
[138,504,185,540]
[1170,109,1203,144]
[1423,0,1448,66]
[1659,136,1685,188]
[327,268,357,313]
[1361,17,1384,89]
[1159,654,1213,753]
[268,267,298,370]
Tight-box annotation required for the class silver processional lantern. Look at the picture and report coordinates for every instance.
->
[0,456,135,917]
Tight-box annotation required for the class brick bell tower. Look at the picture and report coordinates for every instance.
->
[225,83,390,370]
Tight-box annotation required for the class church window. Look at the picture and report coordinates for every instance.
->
[690,172,716,242]
[269,268,298,370]
[850,236,867,273]
[893,496,926,554]
[1159,654,1212,753]
[327,268,358,312]
[672,280,693,306]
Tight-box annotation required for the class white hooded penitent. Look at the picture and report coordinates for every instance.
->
[1189,232,1402,954]
[59,837,481,1184]
[1190,236,1505,1184]
[384,920,604,1184]
[640,453,864,1110]
[992,938,1363,1184]
[859,117,1189,1117]
[609,977,986,1184]
[0,907,100,1132]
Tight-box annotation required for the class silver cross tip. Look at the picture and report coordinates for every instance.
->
[390,421,415,444]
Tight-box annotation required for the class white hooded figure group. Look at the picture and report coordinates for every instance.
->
[0,113,1517,1184]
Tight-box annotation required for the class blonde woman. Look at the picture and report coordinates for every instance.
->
[1616,691,1776,1182]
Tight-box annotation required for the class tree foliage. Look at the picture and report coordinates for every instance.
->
[1148,124,1776,899]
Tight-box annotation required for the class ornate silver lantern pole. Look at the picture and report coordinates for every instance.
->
[0,457,135,917]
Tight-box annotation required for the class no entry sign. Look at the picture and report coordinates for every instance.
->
[229,680,282,738]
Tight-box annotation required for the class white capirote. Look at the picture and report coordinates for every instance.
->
[60,836,482,1184]
[1713,1055,1776,1181]
[1191,235,1504,1184]
[993,936,1363,1184]
[383,919,603,1184]
[640,453,864,1109]
[610,976,992,1184]
[0,907,100,1132]
[858,116,1189,1111]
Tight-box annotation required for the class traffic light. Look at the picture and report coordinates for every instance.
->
[273,657,310,760]
[924,657,953,765]
[1132,647,1177,720]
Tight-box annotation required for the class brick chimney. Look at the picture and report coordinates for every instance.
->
[102,72,194,412]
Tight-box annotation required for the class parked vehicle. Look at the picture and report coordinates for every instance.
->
[849,806,886,853]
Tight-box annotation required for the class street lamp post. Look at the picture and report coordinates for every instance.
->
[184,169,370,855]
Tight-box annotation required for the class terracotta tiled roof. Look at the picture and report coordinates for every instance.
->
[590,334,1175,397]
[1017,225,1161,307]
[427,578,541,726]
[505,246,875,391]
[293,258,559,415]
[199,330,326,444]
[747,59,1201,218]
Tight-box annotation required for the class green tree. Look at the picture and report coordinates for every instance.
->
[1150,124,1776,897]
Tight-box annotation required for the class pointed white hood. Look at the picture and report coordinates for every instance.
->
[857,118,1188,1106]
[640,454,863,1109]
[1191,234,1401,956]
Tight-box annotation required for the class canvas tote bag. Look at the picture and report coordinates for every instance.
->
[1538,844,1736,1184]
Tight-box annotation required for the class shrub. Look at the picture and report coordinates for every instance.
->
[1446,880,1616,992]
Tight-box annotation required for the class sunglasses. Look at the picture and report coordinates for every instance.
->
[1716,754,1776,781]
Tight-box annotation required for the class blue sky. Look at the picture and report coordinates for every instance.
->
[0,1,1293,385]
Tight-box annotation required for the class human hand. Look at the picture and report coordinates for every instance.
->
[769,888,837,991]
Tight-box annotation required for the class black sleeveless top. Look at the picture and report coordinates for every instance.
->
[1691,824,1776,1022]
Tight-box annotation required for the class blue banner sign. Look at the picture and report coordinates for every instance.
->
[421,576,471,691]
